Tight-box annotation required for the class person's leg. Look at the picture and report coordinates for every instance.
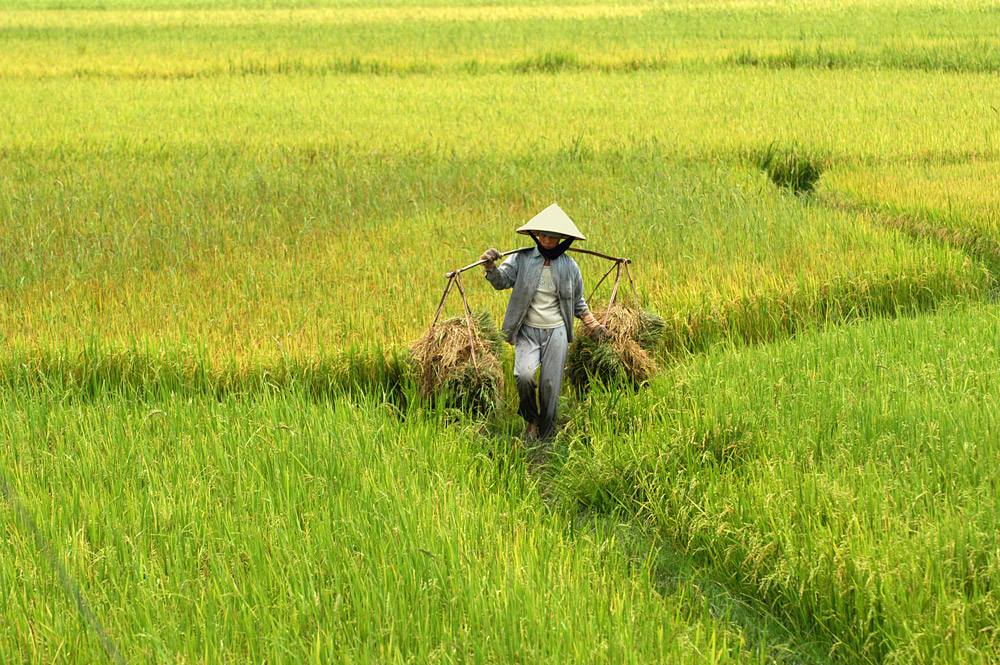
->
[513,327,543,432]
[536,325,568,440]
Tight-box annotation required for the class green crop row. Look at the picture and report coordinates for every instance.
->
[3,70,999,160]
[9,306,1000,663]
[1,386,762,664]
[562,302,1000,663]
[2,2,998,78]
[822,161,1000,273]
[1,147,986,366]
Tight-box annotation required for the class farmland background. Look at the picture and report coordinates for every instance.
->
[3,0,1000,663]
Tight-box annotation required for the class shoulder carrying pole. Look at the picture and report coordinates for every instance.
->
[433,246,641,335]
[445,247,630,278]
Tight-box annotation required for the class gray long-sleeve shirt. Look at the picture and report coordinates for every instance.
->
[485,247,590,345]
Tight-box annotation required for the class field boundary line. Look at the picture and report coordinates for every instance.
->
[822,194,1000,282]
[1,472,126,665]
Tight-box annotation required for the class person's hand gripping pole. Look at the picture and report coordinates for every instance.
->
[480,248,501,271]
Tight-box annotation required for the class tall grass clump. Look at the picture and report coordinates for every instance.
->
[750,143,825,194]
[566,304,664,391]
[0,342,412,405]
[409,311,505,414]
[508,52,581,74]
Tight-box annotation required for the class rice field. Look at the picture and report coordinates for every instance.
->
[4,0,1000,662]
[2,388,767,663]
[822,160,1000,271]
[1,148,985,363]
[563,303,1000,663]
[1,1,998,77]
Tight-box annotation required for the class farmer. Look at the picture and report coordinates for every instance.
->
[480,203,608,440]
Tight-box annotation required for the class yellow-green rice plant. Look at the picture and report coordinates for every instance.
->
[3,2,999,79]
[823,160,1000,273]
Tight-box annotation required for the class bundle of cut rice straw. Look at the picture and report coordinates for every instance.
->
[409,311,505,413]
[566,303,664,390]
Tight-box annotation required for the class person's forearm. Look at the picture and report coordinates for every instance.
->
[580,311,609,339]
[580,310,600,329]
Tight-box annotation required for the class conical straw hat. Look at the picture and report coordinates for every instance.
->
[516,203,586,241]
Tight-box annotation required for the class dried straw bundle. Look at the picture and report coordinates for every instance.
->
[566,304,664,390]
[409,311,505,414]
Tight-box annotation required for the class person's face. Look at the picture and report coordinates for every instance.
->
[536,233,564,250]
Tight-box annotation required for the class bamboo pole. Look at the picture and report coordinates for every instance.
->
[453,271,478,368]
[445,246,629,278]
[435,246,635,333]
[603,263,624,326]
[432,274,457,327]
[587,261,620,305]
[624,261,641,310]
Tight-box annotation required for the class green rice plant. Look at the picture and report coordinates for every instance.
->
[750,143,825,194]
[0,340,412,404]
[562,302,1000,663]
[0,387,759,664]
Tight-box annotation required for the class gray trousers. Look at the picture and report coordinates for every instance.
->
[513,325,568,440]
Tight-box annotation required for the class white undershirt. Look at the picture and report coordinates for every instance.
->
[523,265,564,329]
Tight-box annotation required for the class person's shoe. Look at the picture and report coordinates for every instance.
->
[525,423,540,441]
